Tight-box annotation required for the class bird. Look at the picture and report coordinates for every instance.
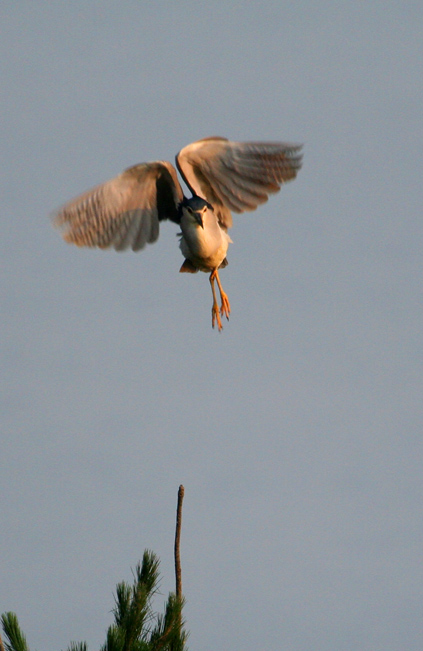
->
[54,136,302,331]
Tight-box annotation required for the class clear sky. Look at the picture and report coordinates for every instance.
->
[1,2,422,650]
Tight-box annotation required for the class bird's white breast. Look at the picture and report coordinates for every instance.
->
[179,209,231,272]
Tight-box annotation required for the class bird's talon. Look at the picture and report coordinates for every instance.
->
[212,305,223,331]
[219,294,231,321]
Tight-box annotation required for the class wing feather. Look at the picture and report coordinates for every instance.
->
[176,138,303,229]
[199,163,255,212]
[53,161,183,252]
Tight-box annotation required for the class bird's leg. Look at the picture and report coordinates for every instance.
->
[213,270,231,321]
[209,271,223,331]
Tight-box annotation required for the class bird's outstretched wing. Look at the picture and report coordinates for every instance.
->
[53,161,183,251]
[176,137,303,229]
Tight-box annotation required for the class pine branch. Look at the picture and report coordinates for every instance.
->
[113,582,132,629]
[1,613,28,651]
[137,551,161,597]
[148,593,186,651]
[103,549,169,651]
[123,552,160,651]
[101,624,125,651]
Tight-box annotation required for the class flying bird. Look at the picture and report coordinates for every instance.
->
[54,137,302,330]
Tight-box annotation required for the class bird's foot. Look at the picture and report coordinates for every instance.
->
[220,292,231,321]
[212,302,224,331]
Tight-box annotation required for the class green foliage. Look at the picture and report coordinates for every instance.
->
[67,643,88,651]
[1,551,187,651]
[148,593,186,651]
[110,550,160,651]
[1,613,28,651]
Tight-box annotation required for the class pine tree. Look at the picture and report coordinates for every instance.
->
[1,487,186,651]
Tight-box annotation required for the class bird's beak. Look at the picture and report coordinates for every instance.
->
[194,212,204,228]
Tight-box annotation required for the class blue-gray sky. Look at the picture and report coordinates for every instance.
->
[1,2,423,650]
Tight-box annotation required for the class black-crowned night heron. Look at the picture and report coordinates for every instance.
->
[54,137,302,330]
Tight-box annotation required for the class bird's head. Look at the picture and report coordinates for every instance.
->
[180,196,213,229]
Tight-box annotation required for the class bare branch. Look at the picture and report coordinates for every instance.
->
[174,485,184,598]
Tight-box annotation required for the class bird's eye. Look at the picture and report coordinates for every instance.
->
[186,207,193,214]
